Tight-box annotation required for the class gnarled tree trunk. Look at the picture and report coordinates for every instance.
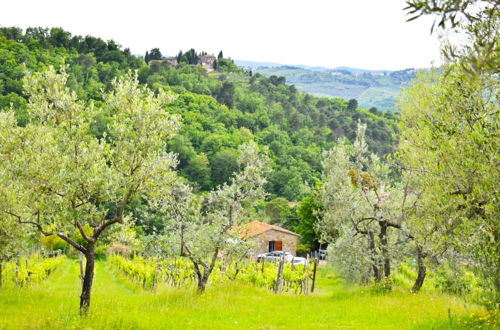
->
[411,245,426,293]
[153,260,160,293]
[368,231,382,282]
[80,245,95,315]
[379,222,391,278]
[192,258,214,294]
[195,269,210,293]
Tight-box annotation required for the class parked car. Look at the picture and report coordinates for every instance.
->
[257,251,294,262]
[318,249,328,260]
[291,257,306,265]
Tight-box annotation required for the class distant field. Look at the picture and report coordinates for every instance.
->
[255,67,416,111]
[0,258,495,329]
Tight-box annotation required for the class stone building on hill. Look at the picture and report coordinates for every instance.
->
[236,221,300,258]
[162,56,179,67]
[149,54,216,70]
[199,54,216,70]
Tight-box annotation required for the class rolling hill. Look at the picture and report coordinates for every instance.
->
[235,61,417,111]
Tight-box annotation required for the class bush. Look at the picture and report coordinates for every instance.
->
[108,243,132,257]
[296,244,312,256]
[40,233,68,251]
[370,277,394,294]
[95,245,107,260]
[434,264,472,296]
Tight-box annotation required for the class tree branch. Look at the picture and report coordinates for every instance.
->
[56,232,87,254]
[93,217,122,239]
[3,209,88,254]
[19,220,53,236]
[76,221,95,243]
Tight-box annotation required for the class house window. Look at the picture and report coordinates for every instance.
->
[269,241,283,252]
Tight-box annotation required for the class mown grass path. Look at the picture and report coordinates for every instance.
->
[0,258,491,329]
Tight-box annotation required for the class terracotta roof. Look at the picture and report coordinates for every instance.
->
[236,221,300,239]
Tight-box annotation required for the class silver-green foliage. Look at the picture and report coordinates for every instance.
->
[0,67,180,310]
[153,142,271,292]
[399,65,499,303]
[319,123,414,283]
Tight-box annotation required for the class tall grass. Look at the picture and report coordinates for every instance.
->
[0,259,495,329]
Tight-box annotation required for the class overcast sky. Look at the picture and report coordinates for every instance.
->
[1,0,442,70]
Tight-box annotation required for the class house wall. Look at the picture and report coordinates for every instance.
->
[199,55,216,70]
[164,58,178,67]
[250,229,298,258]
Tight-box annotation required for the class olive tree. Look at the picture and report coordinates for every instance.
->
[403,0,499,301]
[0,67,179,314]
[318,123,427,290]
[159,142,270,293]
[405,0,499,75]
[399,66,499,302]
[0,198,25,288]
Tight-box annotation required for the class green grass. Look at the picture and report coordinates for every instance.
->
[0,259,495,329]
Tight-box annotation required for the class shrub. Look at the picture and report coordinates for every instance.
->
[296,244,312,256]
[371,276,394,294]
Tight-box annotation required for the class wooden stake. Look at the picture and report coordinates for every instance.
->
[15,258,20,287]
[303,254,310,295]
[153,259,160,293]
[25,259,30,284]
[311,258,319,293]
[274,255,285,293]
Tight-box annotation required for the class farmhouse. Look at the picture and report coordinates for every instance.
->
[237,221,300,258]
[149,54,216,70]
[162,56,179,67]
[199,54,216,70]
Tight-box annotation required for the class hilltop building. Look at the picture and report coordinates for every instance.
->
[149,54,217,71]
[199,54,216,70]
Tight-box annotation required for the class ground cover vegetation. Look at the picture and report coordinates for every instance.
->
[0,0,498,326]
[0,258,496,329]
[109,254,315,294]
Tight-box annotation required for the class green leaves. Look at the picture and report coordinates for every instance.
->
[0,67,179,254]
[398,65,499,301]
[405,0,499,76]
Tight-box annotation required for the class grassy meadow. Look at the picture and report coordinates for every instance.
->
[0,258,497,329]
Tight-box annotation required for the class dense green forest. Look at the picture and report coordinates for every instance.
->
[0,26,397,206]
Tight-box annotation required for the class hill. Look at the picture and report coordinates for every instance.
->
[0,27,398,203]
[252,66,417,111]
[235,59,331,72]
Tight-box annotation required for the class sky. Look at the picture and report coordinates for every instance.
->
[1,0,442,70]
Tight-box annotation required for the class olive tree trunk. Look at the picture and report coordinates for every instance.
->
[411,245,426,293]
[368,231,382,282]
[192,257,216,294]
[80,245,96,315]
[379,222,391,278]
